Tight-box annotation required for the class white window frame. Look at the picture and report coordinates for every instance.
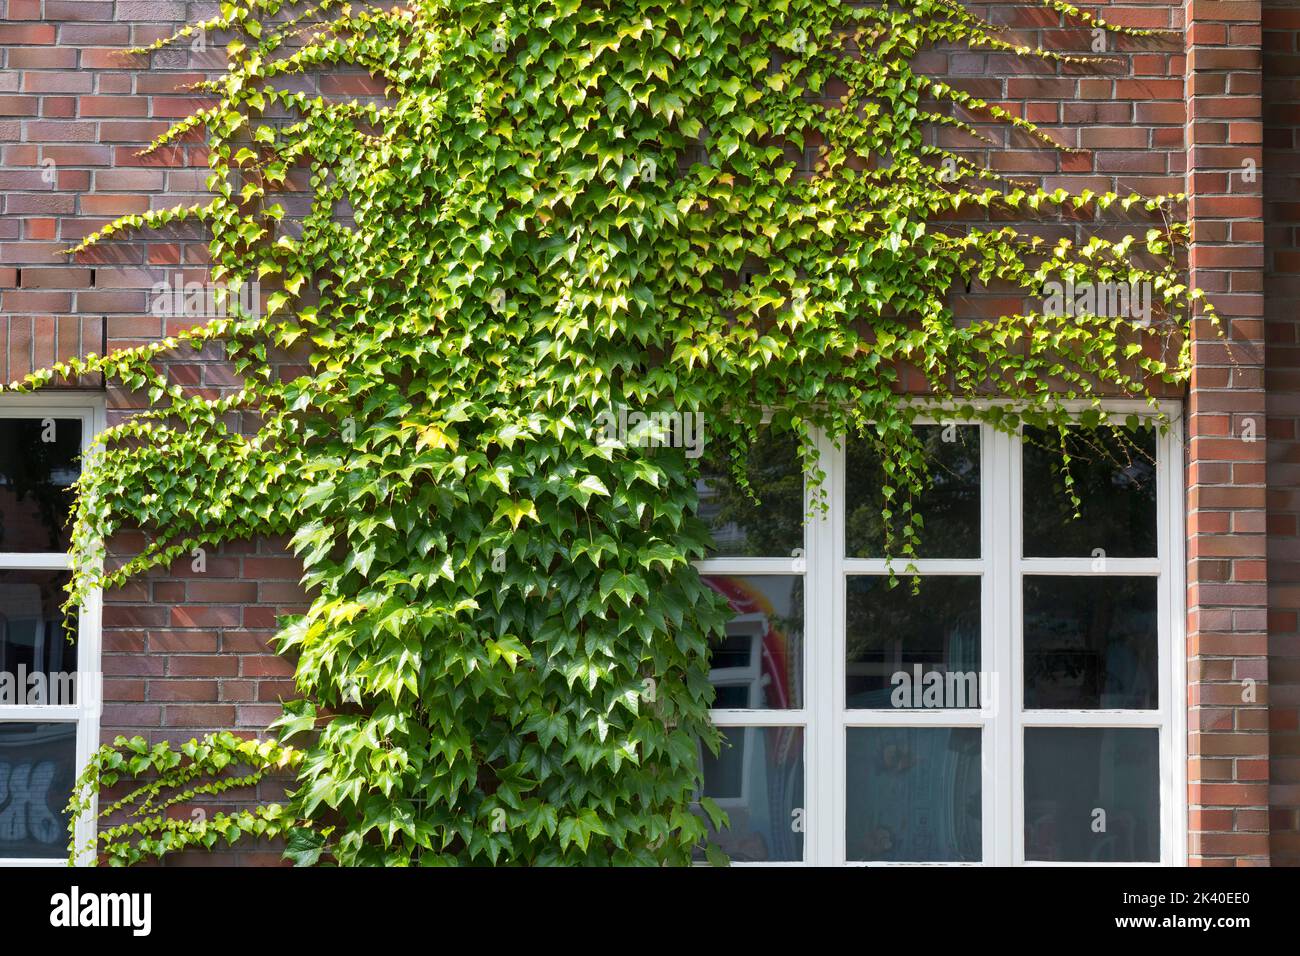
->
[695,399,1186,866]
[0,393,104,867]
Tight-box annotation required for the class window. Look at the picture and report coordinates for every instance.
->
[0,397,103,866]
[693,405,1184,865]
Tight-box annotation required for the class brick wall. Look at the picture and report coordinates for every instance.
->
[1183,0,1271,865]
[0,0,1287,864]
[98,535,305,865]
[99,538,304,748]
[1264,0,1300,867]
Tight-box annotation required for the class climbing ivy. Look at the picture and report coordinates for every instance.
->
[66,733,302,866]
[8,0,1207,864]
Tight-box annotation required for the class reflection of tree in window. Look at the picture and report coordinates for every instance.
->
[1022,424,1157,558]
[0,420,81,552]
[1023,577,1158,710]
[695,428,803,557]
[845,425,980,559]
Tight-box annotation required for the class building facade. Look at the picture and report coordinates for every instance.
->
[0,0,1295,865]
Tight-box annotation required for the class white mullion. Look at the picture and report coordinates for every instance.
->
[1018,558,1161,576]
[693,557,802,576]
[0,553,71,570]
[842,709,987,727]
[1019,711,1164,727]
[813,428,842,866]
[724,861,806,867]
[842,558,983,575]
[0,706,80,721]
[72,399,106,867]
[1160,416,1185,866]
[0,396,101,413]
[1168,416,1188,865]
[1023,860,1164,868]
[1009,423,1027,866]
[849,860,986,868]
[708,709,808,727]
[0,858,65,867]
[897,397,1181,419]
[74,574,104,866]
[990,425,1014,866]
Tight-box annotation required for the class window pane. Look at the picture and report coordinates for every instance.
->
[0,418,82,553]
[1023,576,1157,710]
[695,727,804,862]
[0,721,77,859]
[1022,425,1156,558]
[696,428,803,557]
[0,570,78,706]
[846,575,981,709]
[846,727,982,862]
[1024,727,1160,862]
[702,575,803,709]
[845,424,980,558]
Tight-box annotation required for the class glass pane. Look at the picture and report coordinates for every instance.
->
[0,570,78,706]
[845,424,980,558]
[696,428,803,557]
[0,417,82,553]
[702,575,803,709]
[846,727,982,862]
[1023,576,1157,710]
[695,727,804,862]
[1022,425,1156,558]
[1024,727,1160,862]
[846,576,981,709]
[0,721,77,859]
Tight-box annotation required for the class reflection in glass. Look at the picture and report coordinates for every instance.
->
[0,418,82,553]
[1022,425,1156,558]
[695,727,804,862]
[701,575,803,709]
[696,428,804,557]
[1023,576,1157,710]
[0,722,77,858]
[845,576,980,709]
[1024,727,1159,862]
[0,571,77,706]
[846,425,980,558]
[846,727,981,862]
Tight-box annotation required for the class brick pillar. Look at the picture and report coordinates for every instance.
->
[1185,0,1271,864]
[1263,0,1300,866]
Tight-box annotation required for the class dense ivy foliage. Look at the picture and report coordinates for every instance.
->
[8,0,1206,864]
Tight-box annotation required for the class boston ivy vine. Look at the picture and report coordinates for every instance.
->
[6,0,1207,865]
[67,733,303,866]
